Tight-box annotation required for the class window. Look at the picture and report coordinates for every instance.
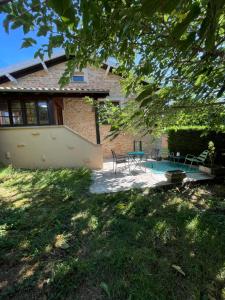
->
[0,100,10,125]
[25,101,37,125]
[72,75,85,82]
[38,101,49,124]
[71,71,86,83]
[0,99,51,127]
[11,100,23,125]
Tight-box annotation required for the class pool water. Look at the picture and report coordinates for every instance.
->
[145,161,199,174]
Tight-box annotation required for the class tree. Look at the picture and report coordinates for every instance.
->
[1,0,225,133]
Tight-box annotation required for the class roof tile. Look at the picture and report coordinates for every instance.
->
[0,86,109,94]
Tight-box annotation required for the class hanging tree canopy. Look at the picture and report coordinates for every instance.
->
[1,0,225,132]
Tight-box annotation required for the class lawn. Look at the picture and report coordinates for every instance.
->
[0,167,225,300]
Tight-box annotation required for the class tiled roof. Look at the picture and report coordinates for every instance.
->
[0,86,109,94]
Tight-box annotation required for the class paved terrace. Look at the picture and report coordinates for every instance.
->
[90,159,214,194]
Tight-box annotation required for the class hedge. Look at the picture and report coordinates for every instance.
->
[168,130,225,165]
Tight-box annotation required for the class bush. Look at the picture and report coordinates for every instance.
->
[168,130,225,165]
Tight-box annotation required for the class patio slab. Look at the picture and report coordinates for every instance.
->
[90,160,214,194]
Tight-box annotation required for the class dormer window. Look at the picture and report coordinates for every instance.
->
[71,71,86,83]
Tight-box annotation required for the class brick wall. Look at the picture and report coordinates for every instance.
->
[100,125,163,158]
[100,125,134,158]
[1,63,124,99]
[63,98,97,144]
[62,99,156,158]
[63,99,135,156]
[1,61,168,159]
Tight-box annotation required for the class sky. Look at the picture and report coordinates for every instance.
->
[0,13,61,69]
[0,12,118,70]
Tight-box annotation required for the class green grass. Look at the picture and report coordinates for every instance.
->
[0,167,225,300]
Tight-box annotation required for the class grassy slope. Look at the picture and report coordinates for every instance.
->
[0,167,225,300]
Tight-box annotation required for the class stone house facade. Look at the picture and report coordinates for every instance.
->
[0,54,165,169]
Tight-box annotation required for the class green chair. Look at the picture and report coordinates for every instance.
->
[184,150,208,166]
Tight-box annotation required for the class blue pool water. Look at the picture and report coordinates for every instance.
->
[145,161,199,174]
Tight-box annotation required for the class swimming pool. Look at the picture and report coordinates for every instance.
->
[145,161,200,174]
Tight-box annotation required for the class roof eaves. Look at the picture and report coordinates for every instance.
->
[0,86,110,95]
[0,53,118,84]
[0,52,65,75]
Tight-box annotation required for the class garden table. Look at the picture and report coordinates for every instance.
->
[171,155,185,163]
[169,153,185,163]
[172,155,186,163]
[127,151,146,172]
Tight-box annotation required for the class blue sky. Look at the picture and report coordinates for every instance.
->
[0,13,118,70]
[0,13,60,69]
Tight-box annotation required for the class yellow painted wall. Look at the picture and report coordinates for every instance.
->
[0,126,102,169]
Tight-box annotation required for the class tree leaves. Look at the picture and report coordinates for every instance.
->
[141,0,182,17]
[171,3,200,40]
[195,74,209,87]
[141,0,160,17]
[172,264,186,276]
[21,37,37,48]
[11,20,22,30]
[100,282,111,298]
[136,84,156,102]
[2,0,225,133]
[48,0,77,24]
[3,14,13,33]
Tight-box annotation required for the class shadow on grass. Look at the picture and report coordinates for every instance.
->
[0,167,225,300]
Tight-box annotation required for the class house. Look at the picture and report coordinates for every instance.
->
[0,53,166,169]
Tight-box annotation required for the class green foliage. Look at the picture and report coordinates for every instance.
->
[168,129,225,165]
[21,37,37,48]
[97,98,147,138]
[48,0,77,25]
[98,100,122,126]
[1,0,225,132]
[171,3,201,40]
[100,282,111,298]
[1,167,225,299]
[208,141,216,167]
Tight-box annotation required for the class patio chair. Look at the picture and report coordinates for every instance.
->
[111,150,129,174]
[184,150,208,166]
